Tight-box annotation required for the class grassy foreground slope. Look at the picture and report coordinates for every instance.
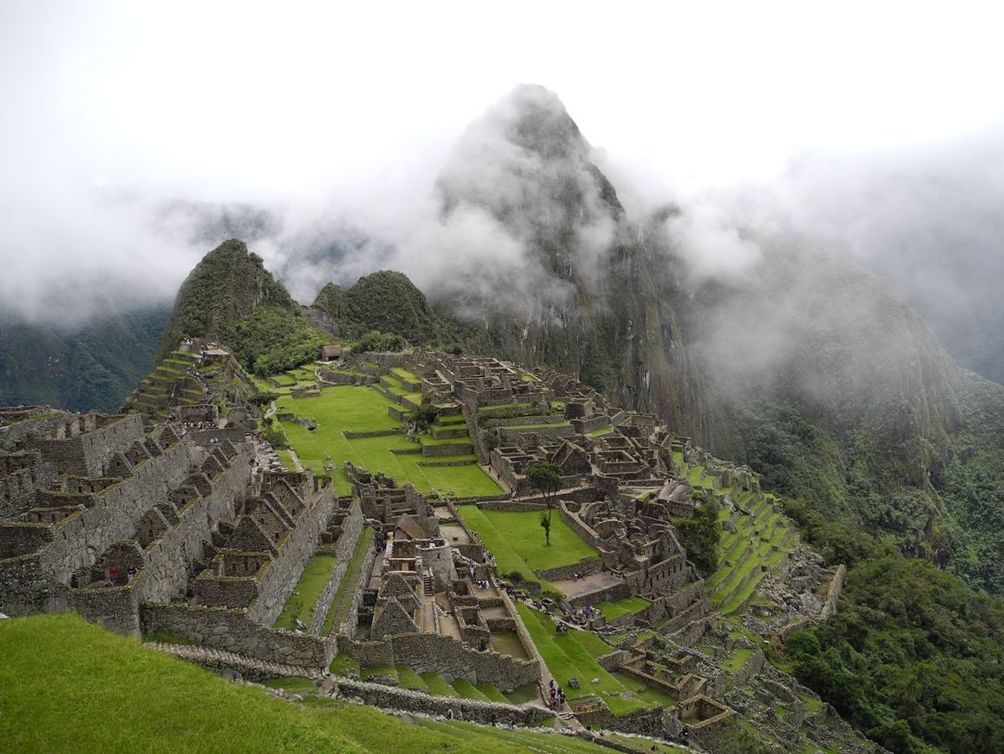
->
[0,614,616,754]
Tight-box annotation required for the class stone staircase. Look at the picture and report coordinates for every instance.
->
[144,641,324,681]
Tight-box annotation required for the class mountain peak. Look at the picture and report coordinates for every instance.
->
[155,239,294,359]
[492,83,583,159]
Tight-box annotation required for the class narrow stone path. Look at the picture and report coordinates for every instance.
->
[144,642,324,680]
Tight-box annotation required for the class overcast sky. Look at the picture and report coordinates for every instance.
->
[2,1,1003,325]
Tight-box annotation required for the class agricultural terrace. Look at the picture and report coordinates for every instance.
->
[706,490,796,614]
[275,386,501,497]
[516,604,676,715]
[457,506,598,588]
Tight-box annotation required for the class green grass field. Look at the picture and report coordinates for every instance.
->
[516,604,676,715]
[0,614,620,753]
[277,386,501,497]
[457,506,597,586]
[274,554,338,630]
[276,449,298,471]
[596,595,651,621]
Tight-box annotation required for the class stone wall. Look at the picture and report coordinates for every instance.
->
[0,437,196,614]
[533,557,603,583]
[138,449,249,604]
[421,442,474,457]
[568,580,632,609]
[310,502,364,636]
[318,368,377,386]
[331,678,553,727]
[558,503,605,551]
[141,602,337,667]
[335,635,394,667]
[247,483,338,626]
[192,576,259,608]
[572,415,611,435]
[341,544,378,638]
[0,553,49,614]
[498,425,574,444]
[337,631,539,692]
[576,706,674,740]
[0,449,56,519]
[499,589,547,684]
[30,414,145,476]
[71,584,140,635]
[478,500,547,511]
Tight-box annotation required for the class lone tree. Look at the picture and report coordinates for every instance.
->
[526,462,562,545]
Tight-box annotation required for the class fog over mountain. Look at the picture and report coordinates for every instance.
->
[2,2,1003,381]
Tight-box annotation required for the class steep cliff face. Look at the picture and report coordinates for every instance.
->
[156,239,295,359]
[430,84,712,440]
[690,243,962,483]
[426,84,994,579]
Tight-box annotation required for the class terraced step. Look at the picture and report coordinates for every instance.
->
[451,677,491,701]
[431,425,470,439]
[721,570,769,614]
[420,672,458,696]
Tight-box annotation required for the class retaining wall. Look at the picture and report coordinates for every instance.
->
[141,603,337,667]
[337,630,539,692]
[331,678,553,726]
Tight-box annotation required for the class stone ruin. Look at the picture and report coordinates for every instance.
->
[0,347,861,751]
[337,462,540,693]
[0,409,252,633]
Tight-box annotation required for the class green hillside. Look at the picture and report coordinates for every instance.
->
[0,613,616,754]
[0,306,168,411]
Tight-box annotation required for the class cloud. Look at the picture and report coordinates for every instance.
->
[1,0,1003,390]
[659,200,762,283]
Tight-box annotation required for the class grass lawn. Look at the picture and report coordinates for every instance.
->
[0,614,618,753]
[276,449,297,471]
[596,595,651,621]
[451,678,489,700]
[721,647,754,674]
[274,555,338,630]
[516,604,675,715]
[277,386,500,497]
[421,672,458,696]
[330,654,361,676]
[457,506,597,586]
[394,665,428,691]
